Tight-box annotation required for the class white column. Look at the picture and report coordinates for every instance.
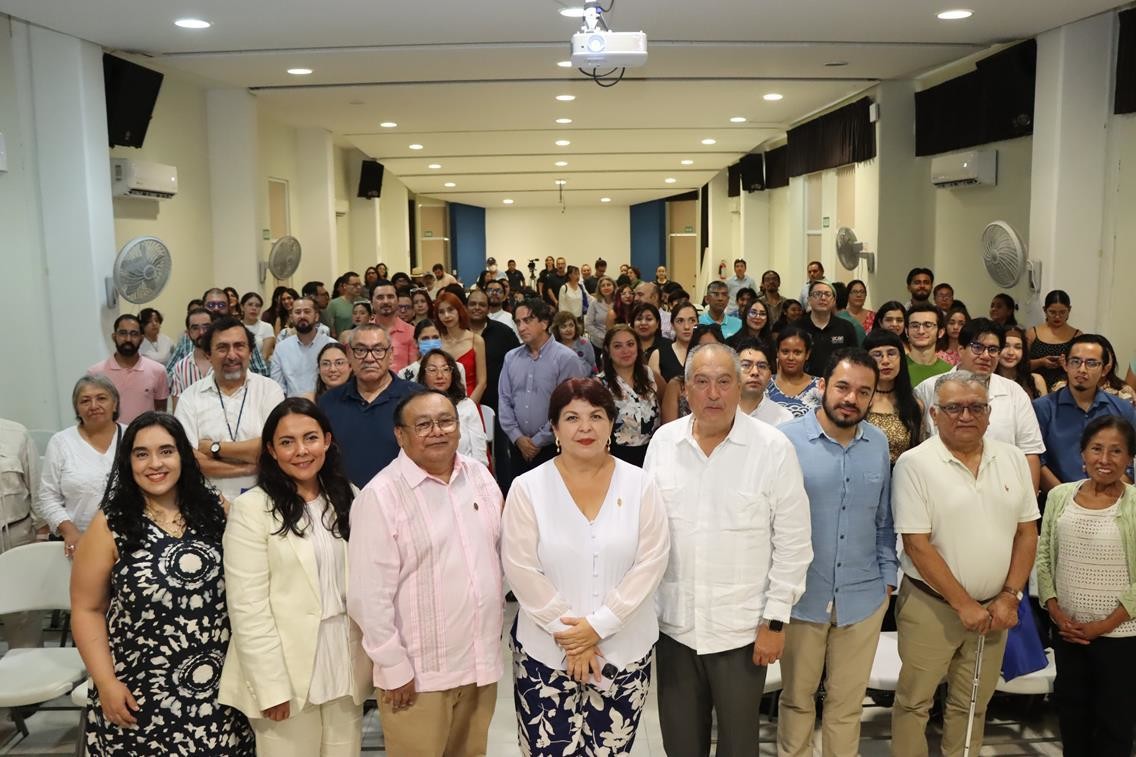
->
[295,127,337,283]
[206,89,260,293]
[1029,13,1115,330]
[26,25,118,422]
[872,80,925,303]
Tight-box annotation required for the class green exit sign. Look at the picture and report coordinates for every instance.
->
[424,230,434,238]
[684,225,694,233]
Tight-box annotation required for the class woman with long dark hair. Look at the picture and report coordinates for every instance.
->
[727,298,773,349]
[937,303,969,366]
[770,298,804,341]
[1028,289,1083,390]
[313,342,352,400]
[870,301,908,340]
[71,412,254,755]
[606,283,636,328]
[767,326,822,418]
[219,398,371,755]
[659,324,726,424]
[989,292,1019,328]
[264,287,300,337]
[997,324,1047,399]
[434,292,488,404]
[654,301,699,383]
[415,349,489,467]
[241,292,277,362]
[863,330,923,466]
[600,325,661,467]
[410,288,433,325]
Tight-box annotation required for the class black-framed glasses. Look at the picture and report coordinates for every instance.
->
[204,301,228,311]
[351,345,390,360]
[967,342,1002,357]
[936,402,991,418]
[1067,357,1103,369]
[809,290,834,300]
[405,417,458,437]
[115,329,142,338]
[740,360,770,372]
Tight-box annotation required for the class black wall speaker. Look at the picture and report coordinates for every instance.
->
[103,54,164,148]
[738,153,766,192]
[358,160,385,199]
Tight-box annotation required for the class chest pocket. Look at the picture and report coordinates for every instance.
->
[0,456,29,516]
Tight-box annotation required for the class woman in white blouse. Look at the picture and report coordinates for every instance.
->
[558,265,586,318]
[219,397,372,756]
[503,377,670,755]
[35,374,124,557]
[240,292,277,362]
[413,348,489,467]
[138,307,174,365]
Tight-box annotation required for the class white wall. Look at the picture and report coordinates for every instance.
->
[378,172,410,274]
[484,206,630,269]
[1102,113,1136,371]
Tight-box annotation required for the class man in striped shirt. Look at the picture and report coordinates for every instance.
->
[169,308,213,410]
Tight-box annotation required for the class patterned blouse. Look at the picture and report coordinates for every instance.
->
[603,370,660,447]
[766,376,822,418]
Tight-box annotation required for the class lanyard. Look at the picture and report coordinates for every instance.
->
[215,380,249,442]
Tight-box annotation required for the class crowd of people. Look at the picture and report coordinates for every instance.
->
[0,253,1133,757]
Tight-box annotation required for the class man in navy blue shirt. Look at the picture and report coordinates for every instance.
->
[319,323,421,487]
[776,348,896,756]
[1034,334,1136,491]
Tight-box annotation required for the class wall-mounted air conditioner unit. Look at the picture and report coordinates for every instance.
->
[111,158,178,199]
[930,149,997,189]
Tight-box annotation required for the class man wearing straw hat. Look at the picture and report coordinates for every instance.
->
[890,371,1039,756]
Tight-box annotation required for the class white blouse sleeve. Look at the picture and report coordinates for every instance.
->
[34,433,70,532]
[586,478,671,639]
[501,480,575,633]
[457,399,488,467]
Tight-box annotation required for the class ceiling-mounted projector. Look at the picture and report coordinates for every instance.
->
[570,30,648,68]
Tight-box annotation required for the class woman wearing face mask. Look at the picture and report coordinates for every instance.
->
[863,330,923,466]
[415,349,489,467]
[398,320,467,387]
[312,343,352,401]
[997,325,1047,399]
[552,311,598,375]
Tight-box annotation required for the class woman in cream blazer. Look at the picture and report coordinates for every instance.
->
[219,398,372,756]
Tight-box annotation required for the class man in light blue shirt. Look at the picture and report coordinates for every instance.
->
[725,258,757,314]
[699,281,742,339]
[269,296,333,396]
[775,347,897,757]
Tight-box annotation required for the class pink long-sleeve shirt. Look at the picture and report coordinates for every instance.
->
[347,450,505,692]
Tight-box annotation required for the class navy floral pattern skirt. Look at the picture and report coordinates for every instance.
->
[511,624,652,756]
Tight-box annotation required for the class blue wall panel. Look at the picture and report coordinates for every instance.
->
[448,203,486,283]
[629,200,666,275]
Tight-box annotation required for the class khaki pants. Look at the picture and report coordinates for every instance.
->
[0,517,44,648]
[891,580,1007,757]
[378,682,497,757]
[777,598,888,757]
[253,695,364,757]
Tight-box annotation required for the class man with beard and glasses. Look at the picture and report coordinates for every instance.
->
[175,316,285,499]
[775,349,897,757]
[905,267,934,309]
[165,288,271,378]
[269,296,333,397]
[483,279,519,336]
[88,314,169,423]
[370,283,418,372]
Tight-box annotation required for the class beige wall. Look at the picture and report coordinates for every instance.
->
[1103,114,1136,372]
[484,206,631,270]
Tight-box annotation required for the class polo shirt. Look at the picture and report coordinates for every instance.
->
[906,355,952,389]
[779,412,896,626]
[327,296,356,335]
[371,317,419,374]
[698,312,742,339]
[87,355,169,424]
[914,369,1045,455]
[892,435,1039,600]
[269,332,334,397]
[174,373,285,499]
[1033,387,1136,483]
[318,374,422,487]
[796,315,859,376]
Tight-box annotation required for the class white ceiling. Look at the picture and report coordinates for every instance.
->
[0,0,1126,207]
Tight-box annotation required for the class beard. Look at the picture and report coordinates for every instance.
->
[823,394,866,428]
[295,320,314,334]
[116,342,138,357]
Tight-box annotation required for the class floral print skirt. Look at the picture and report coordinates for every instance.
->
[511,624,652,757]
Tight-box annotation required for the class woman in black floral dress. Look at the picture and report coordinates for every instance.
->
[71,412,254,755]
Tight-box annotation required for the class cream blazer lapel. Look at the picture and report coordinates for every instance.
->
[285,519,321,603]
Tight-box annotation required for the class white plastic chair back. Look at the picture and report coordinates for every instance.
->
[0,542,73,614]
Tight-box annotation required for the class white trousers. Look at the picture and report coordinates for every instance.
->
[252,695,364,757]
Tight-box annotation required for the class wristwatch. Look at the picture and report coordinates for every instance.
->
[1002,585,1023,601]
[210,441,222,460]
[764,619,784,632]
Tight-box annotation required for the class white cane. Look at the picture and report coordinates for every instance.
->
[962,633,986,757]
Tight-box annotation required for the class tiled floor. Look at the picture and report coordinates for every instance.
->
[0,606,1070,756]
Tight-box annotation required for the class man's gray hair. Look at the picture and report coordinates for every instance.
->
[72,373,120,423]
[352,323,388,343]
[706,281,728,294]
[684,343,741,383]
[933,369,989,402]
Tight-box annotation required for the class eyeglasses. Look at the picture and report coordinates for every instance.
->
[1067,357,1103,369]
[351,345,390,360]
[936,402,991,418]
[740,360,770,372]
[908,321,938,331]
[809,290,834,300]
[424,366,452,375]
[397,303,413,310]
[967,342,1002,357]
[115,329,142,338]
[204,301,228,311]
[404,417,458,437]
[746,309,767,319]
[319,359,349,369]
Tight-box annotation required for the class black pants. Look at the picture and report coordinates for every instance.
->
[506,440,556,485]
[1053,633,1136,757]
[656,633,768,757]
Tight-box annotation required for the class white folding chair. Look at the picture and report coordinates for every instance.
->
[0,543,87,742]
[996,648,1056,695]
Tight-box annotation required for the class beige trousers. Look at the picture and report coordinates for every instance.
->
[777,598,888,757]
[253,695,364,757]
[378,682,497,757]
[891,580,1007,757]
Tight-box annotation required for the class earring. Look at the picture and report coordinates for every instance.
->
[555,437,561,453]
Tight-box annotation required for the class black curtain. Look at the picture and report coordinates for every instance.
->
[700,184,709,256]
[764,146,789,188]
[1117,8,1136,115]
[787,97,876,177]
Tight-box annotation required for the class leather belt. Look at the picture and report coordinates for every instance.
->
[906,576,999,606]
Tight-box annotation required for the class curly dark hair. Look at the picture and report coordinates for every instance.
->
[102,412,225,552]
[256,397,354,540]
[601,325,655,401]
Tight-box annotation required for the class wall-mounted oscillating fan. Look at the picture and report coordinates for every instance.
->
[105,236,172,308]
[981,221,1040,292]
[835,226,876,273]
[259,235,302,283]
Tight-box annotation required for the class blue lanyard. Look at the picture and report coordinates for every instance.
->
[215,380,248,442]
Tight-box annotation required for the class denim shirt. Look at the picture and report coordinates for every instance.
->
[778,411,898,626]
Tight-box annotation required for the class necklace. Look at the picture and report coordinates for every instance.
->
[875,387,894,394]
[145,504,186,537]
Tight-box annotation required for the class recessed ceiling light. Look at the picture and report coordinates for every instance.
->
[174,18,211,29]
[409,144,424,150]
[555,118,573,124]
[428,163,442,169]
[825,61,849,68]
[287,68,313,76]
[379,121,397,128]
[600,197,612,203]
[556,94,576,102]
[559,7,586,17]
[555,139,571,147]
[937,8,973,20]
[730,116,747,123]
[665,177,677,184]
[557,60,573,68]
[444,182,456,188]
[503,198,514,205]
[701,138,717,145]
[681,159,694,165]
[763,93,783,101]
[555,160,568,167]
[555,179,568,185]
